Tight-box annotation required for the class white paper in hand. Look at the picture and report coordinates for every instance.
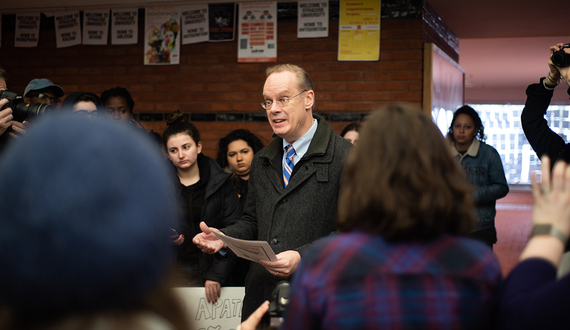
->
[212,231,278,262]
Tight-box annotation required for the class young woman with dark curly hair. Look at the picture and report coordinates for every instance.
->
[216,129,265,208]
[447,105,509,249]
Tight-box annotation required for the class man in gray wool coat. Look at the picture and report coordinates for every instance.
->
[193,63,352,321]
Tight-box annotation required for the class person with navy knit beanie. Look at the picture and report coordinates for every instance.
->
[0,114,191,330]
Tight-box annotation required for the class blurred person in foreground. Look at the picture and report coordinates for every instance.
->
[0,114,191,329]
[281,103,502,330]
[0,114,268,330]
[499,156,570,330]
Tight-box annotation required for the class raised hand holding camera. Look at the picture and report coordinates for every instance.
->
[548,43,570,86]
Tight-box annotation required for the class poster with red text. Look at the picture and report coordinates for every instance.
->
[238,2,277,63]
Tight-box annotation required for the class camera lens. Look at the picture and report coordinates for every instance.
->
[552,44,570,68]
[29,103,54,118]
[12,102,54,122]
[552,51,570,67]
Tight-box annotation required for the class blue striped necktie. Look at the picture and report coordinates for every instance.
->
[283,144,296,187]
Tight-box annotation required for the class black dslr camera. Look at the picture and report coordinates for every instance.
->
[269,281,290,329]
[0,90,54,122]
[551,44,570,68]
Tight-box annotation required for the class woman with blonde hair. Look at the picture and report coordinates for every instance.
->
[282,103,502,329]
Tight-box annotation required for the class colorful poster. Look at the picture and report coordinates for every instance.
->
[144,7,180,65]
[83,9,110,45]
[338,0,381,61]
[175,287,244,329]
[298,0,329,38]
[54,11,81,48]
[209,3,236,41]
[238,2,277,63]
[181,4,209,45]
[15,13,40,48]
[111,8,138,45]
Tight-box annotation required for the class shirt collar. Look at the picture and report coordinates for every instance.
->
[283,118,318,160]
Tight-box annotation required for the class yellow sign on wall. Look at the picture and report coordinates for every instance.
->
[338,0,381,61]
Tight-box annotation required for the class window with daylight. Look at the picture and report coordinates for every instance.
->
[434,104,570,184]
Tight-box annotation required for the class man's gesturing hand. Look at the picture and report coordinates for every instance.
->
[192,221,226,254]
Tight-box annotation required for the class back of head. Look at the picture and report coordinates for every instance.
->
[338,103,473,241]
[0,114,178,325]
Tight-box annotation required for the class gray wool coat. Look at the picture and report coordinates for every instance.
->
[222,114,353,319]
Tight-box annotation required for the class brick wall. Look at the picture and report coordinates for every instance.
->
[0,1,456,158]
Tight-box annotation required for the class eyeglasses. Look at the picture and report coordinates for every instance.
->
[260,90,307,110]
[37,93,60,105]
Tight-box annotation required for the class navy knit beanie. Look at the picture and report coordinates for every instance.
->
[0,114,178,322]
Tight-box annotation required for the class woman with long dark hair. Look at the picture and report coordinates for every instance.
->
[163,111,241,303]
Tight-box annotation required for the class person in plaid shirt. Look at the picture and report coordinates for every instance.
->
[282,103,502,330]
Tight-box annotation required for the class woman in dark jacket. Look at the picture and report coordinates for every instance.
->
[216,129,264,286]
[163,111,241,304]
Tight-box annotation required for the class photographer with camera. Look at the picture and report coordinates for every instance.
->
[0,79,61,151]
[522,43,570,164]
[0,68,21,141]
[23,78,64,107]
[1,78,64,143]
[0,66,8,90]
[0,100,14,137]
